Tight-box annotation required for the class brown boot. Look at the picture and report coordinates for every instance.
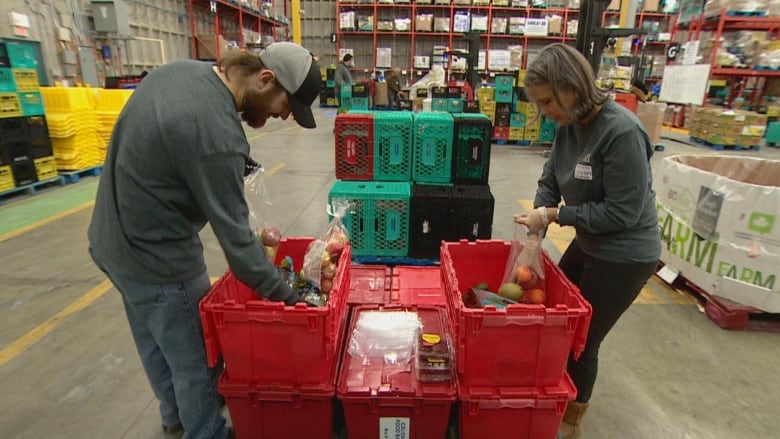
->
[558,401,589,439]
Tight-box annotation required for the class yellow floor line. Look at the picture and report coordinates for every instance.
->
[634,286,666,305]
[0,279,113,367]
[0,200,95,244]
[264,162,286,177]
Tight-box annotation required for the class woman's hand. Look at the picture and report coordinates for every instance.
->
[514,211,545,235]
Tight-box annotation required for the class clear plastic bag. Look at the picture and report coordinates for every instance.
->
[302,199,351,292]
[244,163,281,260]
[348,310,422,365]
[501,223,547,303]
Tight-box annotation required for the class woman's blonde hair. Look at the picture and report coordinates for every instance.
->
[524,43,608,123]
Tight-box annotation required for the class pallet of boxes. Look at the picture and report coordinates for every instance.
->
[0,41,60,198]
[656,154,780,330]
[688,107,766,150]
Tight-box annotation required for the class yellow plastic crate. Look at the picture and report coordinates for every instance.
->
[39,86,93,112]
[95,89,133,112]
[12,69,39,92]
[34,156,58,179]
[0,165,15,192]
[0,93,23,118]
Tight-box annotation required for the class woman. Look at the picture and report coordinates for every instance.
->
[514,43,661,439]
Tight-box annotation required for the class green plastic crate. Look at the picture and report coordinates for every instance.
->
[766,121,780,145]
[0,68,16,92]
[5,43,36,69]
[374,111,414,181]
[431,98,449,112]
[412,112,453,184]
[447,99,464,113]
[328,180,373,256]
[350,97,369,111]
[18,91,44,116]
[371,181,411,257]
[510,112,526,127]
[452,113,492,184]
[494,73,515,88]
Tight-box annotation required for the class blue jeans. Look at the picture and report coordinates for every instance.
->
[91,250,228,439]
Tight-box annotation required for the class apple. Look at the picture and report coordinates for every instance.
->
[322,263,336,280]
[320,278,333,294]
[260,227,281,247]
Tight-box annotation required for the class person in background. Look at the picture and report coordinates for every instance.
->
[88,42,322,439]
[514,43,661,439]
[386,67,403,109]
[334,53,354,106]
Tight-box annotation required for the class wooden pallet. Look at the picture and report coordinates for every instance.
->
[656,263,780,332]
[0,176,66,205]
[60,165,103,184]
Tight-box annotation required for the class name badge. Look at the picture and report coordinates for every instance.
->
[574,163,592,180]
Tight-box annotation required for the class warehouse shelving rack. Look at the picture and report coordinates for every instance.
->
[188,0,290,60]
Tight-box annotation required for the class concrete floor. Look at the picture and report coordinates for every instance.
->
[1,106,779,439]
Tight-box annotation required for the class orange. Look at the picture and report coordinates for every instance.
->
[527,288,546,305]
[515,265,534,284]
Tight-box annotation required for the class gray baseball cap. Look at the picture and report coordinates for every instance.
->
[259,42,322,129]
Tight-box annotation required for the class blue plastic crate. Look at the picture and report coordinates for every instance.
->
[328,180,373,256]
[373,111,414,181]
[18,91,44,116]
[412,112,453,184]
[371,181,411,257]
[452,113,492,184]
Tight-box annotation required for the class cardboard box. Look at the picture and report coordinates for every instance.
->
[547,15,563,35]
[416,14,433,32]
[374,82,388,107]
[643,0,660,12]
[636,102,667,145]
[657,155,780,312]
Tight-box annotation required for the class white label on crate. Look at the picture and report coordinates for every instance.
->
[380,417,410,439]
[525,18,548,36]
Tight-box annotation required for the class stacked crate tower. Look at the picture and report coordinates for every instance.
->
[329,109,495,260]
[0,41,58,193]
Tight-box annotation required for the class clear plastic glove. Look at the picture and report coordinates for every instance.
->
[513,210,545,235]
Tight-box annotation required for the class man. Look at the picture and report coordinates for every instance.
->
[88,42,321,439]
[334,53,353,106]
[386,68,403,109]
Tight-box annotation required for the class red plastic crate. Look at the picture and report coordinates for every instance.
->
[348,264,392,306]
[391,266,446,306]
[335,113,374,180]
[199,237,351,386]
[440,239,592,388]
[493,126,510,140]
[614,92,638,114]
[338,305,456,439]
[218,371,334,439]
[459,373,577,439]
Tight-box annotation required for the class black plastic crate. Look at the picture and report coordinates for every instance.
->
[496,102,512,114]
[0,140,31,166]
[409,184,454,259]
[416,88,429,98]
[464,100,480,113]
[495,113,510,127]
[447,86,462,99]
[326,68,335,80]
[0,42,9,68]
[431,86,448,98]
[28,138,52,159]
[11,159,38,186]
[451,184,494,241]
[351,83,369,97]
[0,116,27,143]
[452,114,492,184]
